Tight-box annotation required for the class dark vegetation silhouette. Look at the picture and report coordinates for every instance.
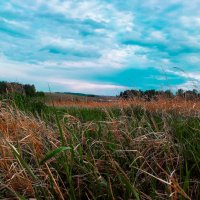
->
[0,81,46,114]
[119,89,200,101]
[0,81,44,97]
[1,81,199,101]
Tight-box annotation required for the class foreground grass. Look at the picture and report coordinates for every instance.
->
[0,99,199,199]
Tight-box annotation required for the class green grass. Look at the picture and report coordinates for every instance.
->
[0,95,200,199]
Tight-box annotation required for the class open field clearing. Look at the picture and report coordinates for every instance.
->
[0,96,200,199]
[47,98,200,116]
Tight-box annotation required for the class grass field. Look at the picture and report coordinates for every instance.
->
[0,94,200,199]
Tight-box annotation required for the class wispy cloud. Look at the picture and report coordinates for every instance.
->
[51,78,128,95]
[0,0,200,94]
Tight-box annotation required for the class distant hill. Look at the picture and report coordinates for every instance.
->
[55,92,100,97]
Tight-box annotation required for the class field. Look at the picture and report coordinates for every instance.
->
[0,93,200,199]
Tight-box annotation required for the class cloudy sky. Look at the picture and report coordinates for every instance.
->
[0,0,200,95]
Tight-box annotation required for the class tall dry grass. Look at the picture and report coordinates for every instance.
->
[48,97,200,116]
[0,100,198,199]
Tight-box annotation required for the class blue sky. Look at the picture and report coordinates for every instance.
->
[0,0,200,95]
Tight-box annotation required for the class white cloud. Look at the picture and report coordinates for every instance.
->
[39,35,99,54]
[39,44,148,70]
[180,16,200,28]
[149,31,166,42]
[0,17,29,29]
[175,80,199,91]
[40,58,123,69]
[51,78,128,95]
[36,0,134,32]
[181,54,200,65]
[167,68,200,83]
[0,55,31,78]
[41,36,81,49]
[0,54,128,94]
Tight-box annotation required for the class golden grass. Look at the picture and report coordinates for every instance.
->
[48,97,200,116]
[0,103,58,198]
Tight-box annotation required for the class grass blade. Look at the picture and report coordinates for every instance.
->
[40,146,71,165]
[8,142,37,180]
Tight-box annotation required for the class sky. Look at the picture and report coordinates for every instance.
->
[0,0,200,95]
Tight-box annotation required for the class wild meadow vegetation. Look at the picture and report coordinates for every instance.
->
[0,82,200,199]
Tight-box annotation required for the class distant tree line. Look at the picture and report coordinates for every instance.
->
[0,81,44,97]
[119,89,200,101]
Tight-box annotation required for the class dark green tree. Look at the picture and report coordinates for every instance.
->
[176,89,184,97]
[24,84,36,97]
[0,81,7,94]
